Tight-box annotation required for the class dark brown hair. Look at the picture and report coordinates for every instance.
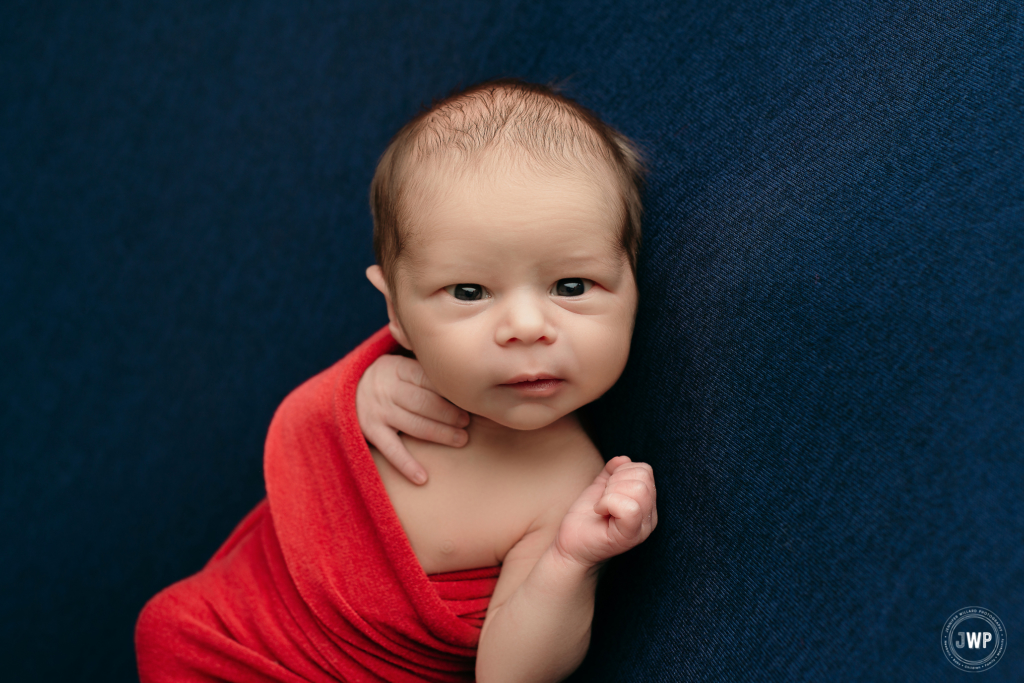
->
[370,78,645,295]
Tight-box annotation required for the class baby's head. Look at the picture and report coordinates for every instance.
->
[366,79,644,431]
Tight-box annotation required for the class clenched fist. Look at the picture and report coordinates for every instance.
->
[553,456,658,569]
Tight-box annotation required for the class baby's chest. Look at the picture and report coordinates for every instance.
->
[371,448,543,575]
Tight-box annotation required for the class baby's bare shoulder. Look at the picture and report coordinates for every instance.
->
[507,422,605,524]
[553,428,605,488]
[479,426,606,614]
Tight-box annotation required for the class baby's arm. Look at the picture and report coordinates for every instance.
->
[476,456,658,683]
[356,354,469,484]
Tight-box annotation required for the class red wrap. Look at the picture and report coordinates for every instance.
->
[135,327,501,682]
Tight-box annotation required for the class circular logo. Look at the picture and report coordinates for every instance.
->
[942,607,1006,672]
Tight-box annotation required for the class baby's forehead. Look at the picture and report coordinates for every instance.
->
[404,142,622,205]
[399,165,624,270]
[404,151,622,223]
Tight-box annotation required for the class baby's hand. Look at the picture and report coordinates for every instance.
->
[553,456,658,569]
[356,354,470,485]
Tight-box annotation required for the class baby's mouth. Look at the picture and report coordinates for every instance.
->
[500,374,565,396]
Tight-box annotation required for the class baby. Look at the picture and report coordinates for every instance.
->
[135,78,656,683]
[354,79,657,682]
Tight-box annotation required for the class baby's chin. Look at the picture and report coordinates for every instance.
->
[476,402,573,431]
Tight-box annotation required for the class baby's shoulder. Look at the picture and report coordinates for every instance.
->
[551,422,605,481]
[482,421,603,572]
[506,419,605,513]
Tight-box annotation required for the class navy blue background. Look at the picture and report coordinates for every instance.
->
[2,1,1021,680]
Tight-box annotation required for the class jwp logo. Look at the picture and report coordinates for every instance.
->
[942,607,1006,672]
[955,631,992,650]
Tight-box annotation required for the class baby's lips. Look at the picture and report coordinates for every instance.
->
[500,371,561,384]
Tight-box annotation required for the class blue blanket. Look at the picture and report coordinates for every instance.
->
[2,1,1021,680]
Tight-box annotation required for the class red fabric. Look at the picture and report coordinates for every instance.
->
[136,327,501,682]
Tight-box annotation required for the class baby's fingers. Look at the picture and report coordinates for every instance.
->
[392,408,468,448]
[593,493,645,539]
[393,382,469,429]
[367,427,429,485]
[394,356,441,393]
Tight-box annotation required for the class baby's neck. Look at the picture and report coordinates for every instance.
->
[464,411,586,457]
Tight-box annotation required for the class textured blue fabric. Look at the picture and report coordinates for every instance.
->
[2,1,1021,680]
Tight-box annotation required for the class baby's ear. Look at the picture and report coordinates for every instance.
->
[365,265,413,350]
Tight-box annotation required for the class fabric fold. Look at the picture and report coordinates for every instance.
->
[136,327,501,682]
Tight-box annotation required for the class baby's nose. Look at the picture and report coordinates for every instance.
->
[495,292,556,346]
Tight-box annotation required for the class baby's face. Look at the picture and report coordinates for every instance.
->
[375,156,637,431]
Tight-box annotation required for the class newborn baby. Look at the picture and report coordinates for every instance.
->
[355,78,657,682]
[135,78,656,683]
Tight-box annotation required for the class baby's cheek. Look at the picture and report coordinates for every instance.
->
[437,370,482,414]
[587,335,630,394]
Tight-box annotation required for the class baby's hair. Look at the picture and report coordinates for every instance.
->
[370,78,645,296]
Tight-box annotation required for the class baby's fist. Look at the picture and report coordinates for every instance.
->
[555,456,658,569]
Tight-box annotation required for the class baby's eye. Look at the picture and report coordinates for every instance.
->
[551,278,593,297]
[445,283,490,301]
